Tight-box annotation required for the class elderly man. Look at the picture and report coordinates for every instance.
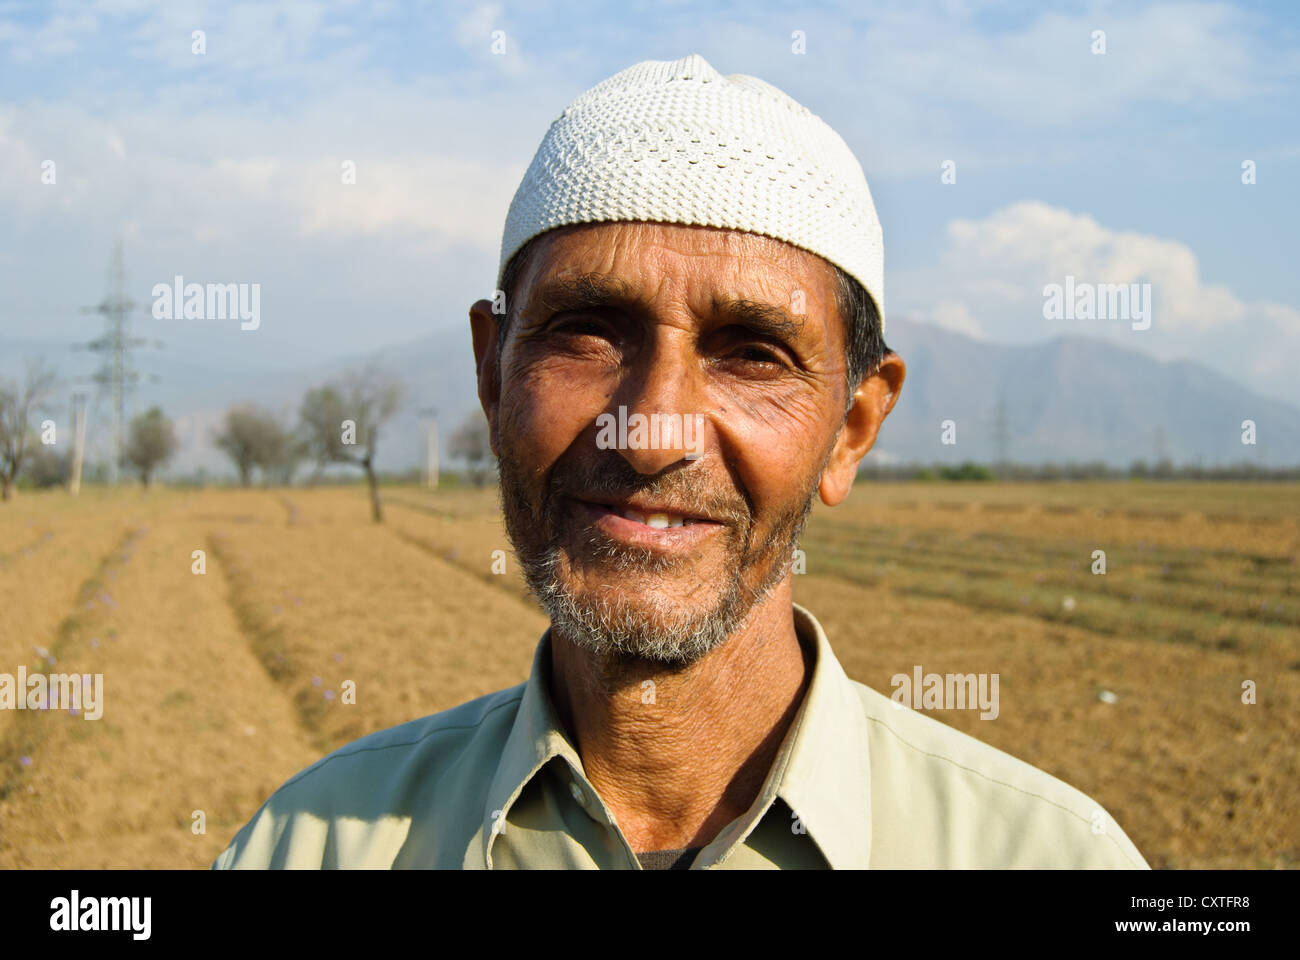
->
[214,54,1147,870]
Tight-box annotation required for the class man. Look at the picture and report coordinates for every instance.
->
[214,54,1147,870]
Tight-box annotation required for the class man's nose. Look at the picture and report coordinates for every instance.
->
[606,344,708,475]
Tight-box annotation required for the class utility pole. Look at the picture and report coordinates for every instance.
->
[419,406,438,490]
[73,241,161,485]
[69,393,87,495]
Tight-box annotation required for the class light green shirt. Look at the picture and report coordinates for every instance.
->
[212,604,1148,869]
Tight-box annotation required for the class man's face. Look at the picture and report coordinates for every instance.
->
[473,222,887,666]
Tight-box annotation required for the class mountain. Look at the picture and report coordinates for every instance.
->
[872,321,1300,467]
[3,319,1297,476]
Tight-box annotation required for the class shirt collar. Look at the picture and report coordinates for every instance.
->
[769,602,873,868]
[481,630,585,868]
[482,602,873,869]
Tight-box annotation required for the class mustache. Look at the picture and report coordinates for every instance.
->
[547,453,752,527]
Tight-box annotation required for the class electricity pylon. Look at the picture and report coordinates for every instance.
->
[72,241,162,485]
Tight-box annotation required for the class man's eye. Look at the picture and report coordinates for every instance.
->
[733,345,781,364]
[703,325,796,372]
[718,341,794,371]
[554,315,611,337]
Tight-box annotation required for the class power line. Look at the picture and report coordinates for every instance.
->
[69,241,162,486]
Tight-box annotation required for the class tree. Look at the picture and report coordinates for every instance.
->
[299,366,403,522]
[267,430,308,486]
[939,461,995,482]
[449,410,495,487]
[24,444,69,489]
[0,359,57,501]
[124,406,178,487]
[213,405,287,487]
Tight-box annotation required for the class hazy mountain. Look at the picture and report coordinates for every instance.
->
[3,318,1297,477]
[874,321,1300,466]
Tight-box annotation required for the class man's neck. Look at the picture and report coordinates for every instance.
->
[548,581,812,853]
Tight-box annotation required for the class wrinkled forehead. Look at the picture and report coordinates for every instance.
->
[517,221,839,313]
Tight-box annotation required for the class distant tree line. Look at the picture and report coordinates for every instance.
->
[3,358,179,496]
[858,459,1300,482]
[212,365,403,521]
[2,361,415,519]
[213,406,306,487]
[209,397,493,494]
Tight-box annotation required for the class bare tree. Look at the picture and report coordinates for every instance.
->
[449,410,495,487]
[0,359,57,501]
[299,366,403,522]
[125,406,178,487]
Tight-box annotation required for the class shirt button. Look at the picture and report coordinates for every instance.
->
[570,782,608,823]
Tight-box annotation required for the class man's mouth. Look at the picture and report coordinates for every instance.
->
[567,496,724,541]
[612,507,700,529]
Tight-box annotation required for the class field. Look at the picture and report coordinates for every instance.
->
[0,481,1296,869]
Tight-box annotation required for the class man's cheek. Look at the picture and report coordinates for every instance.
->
[499,395,555,463]
[508,384,595,458]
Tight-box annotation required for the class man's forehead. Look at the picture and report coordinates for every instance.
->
[522,221,837,306]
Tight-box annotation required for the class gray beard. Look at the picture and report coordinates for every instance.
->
[498,451,816,668]
[525,543,777,667]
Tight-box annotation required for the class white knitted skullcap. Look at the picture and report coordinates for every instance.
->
[497,53,885,331]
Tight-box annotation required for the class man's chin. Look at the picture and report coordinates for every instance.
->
[557,559,718,597]
[536,581,741,667]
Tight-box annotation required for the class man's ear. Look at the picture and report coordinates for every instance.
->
[469,299,503,457]
[819,352,905,506]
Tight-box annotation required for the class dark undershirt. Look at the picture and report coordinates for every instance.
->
[636,846,703,870]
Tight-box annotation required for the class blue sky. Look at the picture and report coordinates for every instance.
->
[2,0,1298,405]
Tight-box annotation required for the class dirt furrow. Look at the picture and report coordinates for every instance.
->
[0,516,318,868]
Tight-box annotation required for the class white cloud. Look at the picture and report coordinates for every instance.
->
[716,1,1291,176]
[295,153,518,256]
[894,201,1300,406]
[452,1,529,76]
[862,1,1266,121]
[0,30,571,355]
[0,9,99,59]
[454,2,503,51]
[1,0,1294,390]
[927,299,984,338]
[1251,302,1300,379]
[0,78,538,258]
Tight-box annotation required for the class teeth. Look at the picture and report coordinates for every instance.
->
[624,509,688,529]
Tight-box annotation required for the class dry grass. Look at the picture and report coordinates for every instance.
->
[798,482,1299,869]
[0,481,1294,868]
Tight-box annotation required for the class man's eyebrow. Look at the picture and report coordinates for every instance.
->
[711,296,806,341]
[526,273,807,340]
[528,274,641,318]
